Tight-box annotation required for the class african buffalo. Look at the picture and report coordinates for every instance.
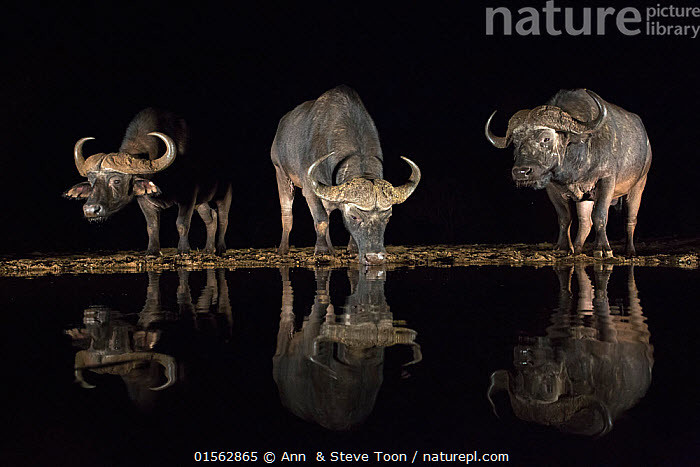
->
[64,108,232,255]
[271,86,421,265]
[486,89,652,257]
[488,265,653,437]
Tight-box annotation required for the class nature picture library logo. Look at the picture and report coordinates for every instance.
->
[485,1,700,38]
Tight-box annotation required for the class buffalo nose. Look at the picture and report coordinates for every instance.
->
[363,252,386,265]
[83,204,103,217]
[512,166,533,180]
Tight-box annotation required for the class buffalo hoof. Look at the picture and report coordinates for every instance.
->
[314,245,336,256]
[625,248,637,258]
[203,246,216,255]
[145,250,161,258]
[593,250,614,259]
[553,241,573,253]
[177,238,191,253]
[552,248,572,257]
[216,244,226,256]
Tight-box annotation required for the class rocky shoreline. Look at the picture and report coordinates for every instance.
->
[1,238,697,276]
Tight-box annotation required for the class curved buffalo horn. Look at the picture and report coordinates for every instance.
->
[390,156,421,204]
[485,109,530,149]
[485,111,508,149]
[487,370,510,418]
[308,151,344,202]
[74,137,96,177]
[105,132,177,174]
[529,90,607,135]
[576,90,607,134]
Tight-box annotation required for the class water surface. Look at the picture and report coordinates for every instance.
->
[5,265,698,466]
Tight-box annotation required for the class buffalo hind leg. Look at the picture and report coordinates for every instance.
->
[215,183,232,255]
[591,178,615,258]
[546,185,573,253]
[573,200,594,255]
[275,166,295,254]
[176,190,198,253]
[624,175,647,257]
[196,203,218,254]
[138,197,162,256]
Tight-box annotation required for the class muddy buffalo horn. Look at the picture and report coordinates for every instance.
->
[529,90,607,135]
[485,90,608,149]
[73,132,177,176]
[308,152,421,204]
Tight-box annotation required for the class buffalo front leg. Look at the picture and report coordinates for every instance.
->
[303,190,335,256]
[546,185,573,253]
[176,190,198,253]
[215,183,232,255]
[591,177,615,258]
[196,204,218,254]
[573,200,594,255]
[624,174,647,257]
[275,166,295,254]
[137,197,162,256]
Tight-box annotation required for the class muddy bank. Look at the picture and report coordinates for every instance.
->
[0,238,697,276]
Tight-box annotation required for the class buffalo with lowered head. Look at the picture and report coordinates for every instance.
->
[64,108,232,255]
[486,89,652,257]
[271,85,421,265]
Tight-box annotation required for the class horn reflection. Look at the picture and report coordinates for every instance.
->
[67,269,232,412]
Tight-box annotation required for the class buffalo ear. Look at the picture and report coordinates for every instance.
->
[63,182,92,199]
[133,178,161,196]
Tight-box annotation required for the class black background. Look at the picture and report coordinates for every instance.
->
[3,2,698,255]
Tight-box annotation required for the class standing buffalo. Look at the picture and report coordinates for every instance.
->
[485,89,652,257]
[271,86,421,265]
[63,108,232,255]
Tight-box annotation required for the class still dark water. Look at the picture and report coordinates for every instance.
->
[4,265,699,466]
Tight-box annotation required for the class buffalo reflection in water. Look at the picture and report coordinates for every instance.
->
[273,267,421,431]
[488,265,653,437]
[67,269,232,411]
